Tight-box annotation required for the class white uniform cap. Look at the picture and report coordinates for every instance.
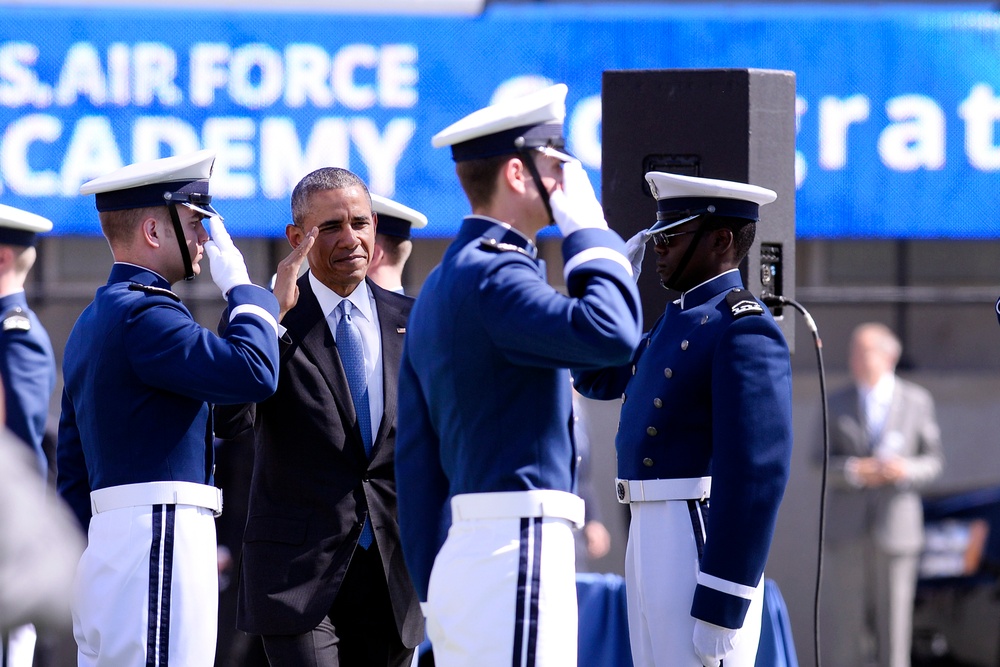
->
[0,204,53,246]
[79,149,219,218]
[371,194,427,240]
[645,171,777,234]
[432,83,573,163]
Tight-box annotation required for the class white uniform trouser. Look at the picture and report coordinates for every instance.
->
[423,491,583,667]
[1,624,36,667]
[73,486,219,667]
[626,498,764,667]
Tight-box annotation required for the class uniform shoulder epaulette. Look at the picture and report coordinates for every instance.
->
[479,237,533,258]
[1,306,30,332]
[128,283,181,302]
[725,288,764,318]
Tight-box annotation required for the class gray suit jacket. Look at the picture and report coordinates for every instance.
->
[823,376,944,554]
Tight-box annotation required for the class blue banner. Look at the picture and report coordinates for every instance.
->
[1,4,999,239]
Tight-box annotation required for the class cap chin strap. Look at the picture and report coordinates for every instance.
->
[166,202,195,281]
[514,138,555,227]
[660,216,711,291]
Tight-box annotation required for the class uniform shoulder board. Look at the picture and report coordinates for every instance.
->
[479,237,532,258]
[128,283,181,302]
[725,288,764,318]
[2,307,30,332]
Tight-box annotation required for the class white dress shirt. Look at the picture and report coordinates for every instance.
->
[309,272,384,442]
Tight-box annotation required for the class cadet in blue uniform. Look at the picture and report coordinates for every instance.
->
[574,172,793,667]
[0,204,56,667]
[367,193,427,294]
[56,150,281,667]
[395,83,642,667]
[0,205,55,477]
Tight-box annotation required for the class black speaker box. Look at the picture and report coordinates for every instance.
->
[602,68,797,351]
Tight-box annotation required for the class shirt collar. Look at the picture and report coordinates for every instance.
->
[860,372,896,405]
[308,272,374,323]
[463,215,538,260]
[679,269,742,310]
[110,262,171,289]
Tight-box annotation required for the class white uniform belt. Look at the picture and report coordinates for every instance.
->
[451,490,585,529]
[91,482,223,517]
[615,476,711,504]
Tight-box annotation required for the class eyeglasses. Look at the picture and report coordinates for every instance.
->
[650,229,698,247]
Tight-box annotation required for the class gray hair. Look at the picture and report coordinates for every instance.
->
[290,168,371,227]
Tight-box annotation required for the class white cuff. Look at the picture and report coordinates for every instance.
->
[696,572,760,600]
[229,304,279,339]
[562,246,633,282]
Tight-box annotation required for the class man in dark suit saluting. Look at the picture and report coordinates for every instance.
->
[215,167,422,666]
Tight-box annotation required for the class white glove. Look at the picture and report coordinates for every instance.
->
[693,619,741,667]
[204,216,251,298]
[549,161,609,236]
[624,229,648,282]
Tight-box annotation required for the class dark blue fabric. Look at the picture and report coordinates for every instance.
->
[57,263,280,530]
[755,579,799,667]
[396,216,641,600]
[0,292,56,477]
[575,573,632,667]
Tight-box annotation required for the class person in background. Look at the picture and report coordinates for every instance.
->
[0,381,84,660]
[395,82,641,667]
[215,167,423,667]
[575,171,793,667]
[0,203,56,666]
[57,149,281,666]
[822,322,944,667]
[366,194,427,295]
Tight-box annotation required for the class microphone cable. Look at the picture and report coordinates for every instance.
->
[762,293,827,667]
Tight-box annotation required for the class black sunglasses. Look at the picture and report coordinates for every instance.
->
[650,229,698,247]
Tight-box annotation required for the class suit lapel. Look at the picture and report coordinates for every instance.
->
[285,276,357,431]
[371,279,407,454]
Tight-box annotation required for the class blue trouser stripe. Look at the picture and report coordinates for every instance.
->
[687,498,709,564]
[525,518,543,667]
[511,517,542,667]
[146,504,176,667]
[512,518,530,667]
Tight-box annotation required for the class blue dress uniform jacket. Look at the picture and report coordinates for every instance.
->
[574,270,793,630]
[0,292,56,476]
[396,216,642,601]
[57,263,280,530]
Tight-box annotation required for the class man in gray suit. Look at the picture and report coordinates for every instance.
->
[820,322,944,667]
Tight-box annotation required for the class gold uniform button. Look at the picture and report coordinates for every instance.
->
[664,368,673,379]
[653,398,663,408]
[681,340,689,350]
[643,457,654,467]
[646,426,657,436]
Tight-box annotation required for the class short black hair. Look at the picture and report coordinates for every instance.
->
[704,216,756,262]
[290,168,371,227]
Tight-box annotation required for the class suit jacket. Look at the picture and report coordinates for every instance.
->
[215,275,422,645]
[824,376,944,554]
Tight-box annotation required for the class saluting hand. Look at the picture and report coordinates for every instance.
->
[204,216,252,298]
[273,227,318,321]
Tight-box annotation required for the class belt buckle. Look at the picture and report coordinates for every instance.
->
[616,479,631,504]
